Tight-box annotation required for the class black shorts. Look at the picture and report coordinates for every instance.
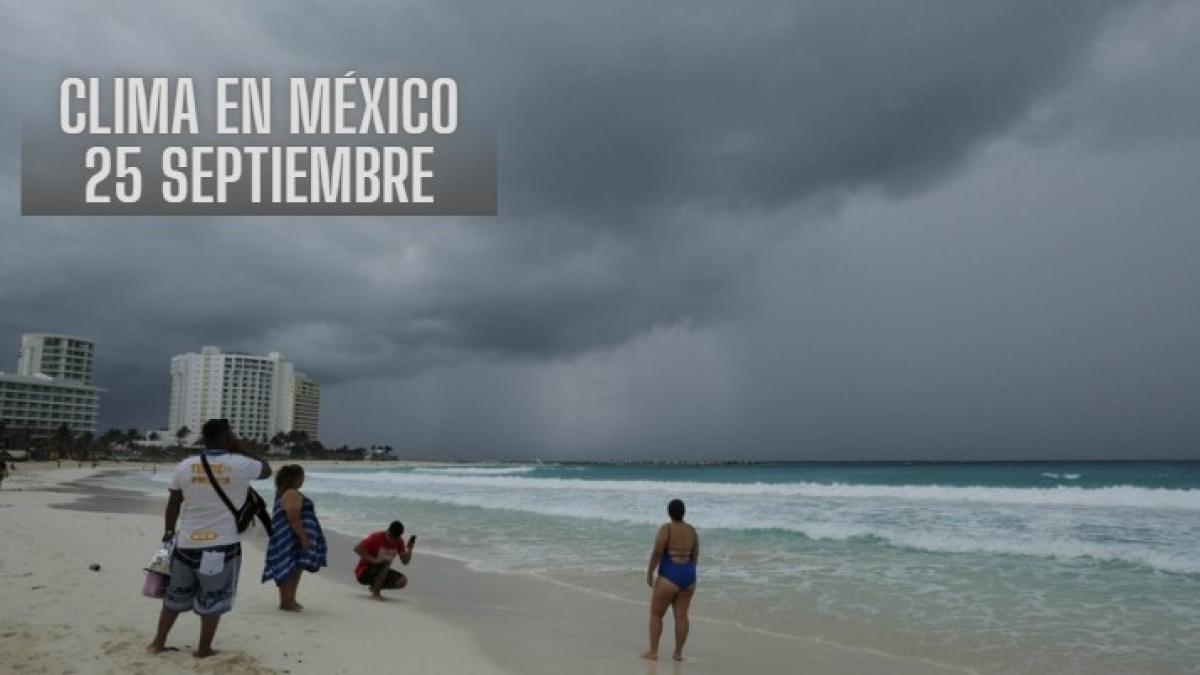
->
[357,563,405,588]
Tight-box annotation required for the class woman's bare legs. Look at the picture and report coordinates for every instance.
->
[670,586,695,661]
[279,569,303,610]
[642,578,680,660]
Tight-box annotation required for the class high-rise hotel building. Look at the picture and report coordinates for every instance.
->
[291,373,320,439]
[19,334,96,384]
[168,346,320,442]
[0,334,102,433]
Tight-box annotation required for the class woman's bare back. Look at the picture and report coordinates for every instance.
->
[662,522,697,563]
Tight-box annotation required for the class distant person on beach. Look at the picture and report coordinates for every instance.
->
[148,419,272,658]
[641,498,699,662]
[262,464,327,610]
[353,521,415,600]
[0,460,7,489]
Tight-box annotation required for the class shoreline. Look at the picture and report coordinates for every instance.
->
[2,464,970,674]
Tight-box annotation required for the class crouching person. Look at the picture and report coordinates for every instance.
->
[354,520,415,600]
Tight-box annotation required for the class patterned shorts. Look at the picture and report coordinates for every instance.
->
[163,543,242,616]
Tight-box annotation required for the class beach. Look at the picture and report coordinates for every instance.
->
[0,464,967,675]
[0,465,506,675]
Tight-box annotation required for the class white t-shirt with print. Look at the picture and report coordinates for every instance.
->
[169,451,264,549]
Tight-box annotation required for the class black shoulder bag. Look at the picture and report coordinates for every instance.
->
[200,453,273,535]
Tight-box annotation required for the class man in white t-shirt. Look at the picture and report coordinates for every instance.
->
[147,418,271,658]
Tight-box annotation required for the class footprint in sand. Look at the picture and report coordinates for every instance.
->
[192,652,278,675]
[102,637,134,656]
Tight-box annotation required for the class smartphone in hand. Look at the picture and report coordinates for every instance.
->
[408,534,417,549]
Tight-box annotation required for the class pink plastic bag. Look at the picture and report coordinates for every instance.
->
[142,539,173,598]
[142,570,169,598]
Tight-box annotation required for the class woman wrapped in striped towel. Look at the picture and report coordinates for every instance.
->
[261,464,327,610]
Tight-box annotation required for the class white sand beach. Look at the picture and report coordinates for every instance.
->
[0,465,507,675]
[0,464,969,674]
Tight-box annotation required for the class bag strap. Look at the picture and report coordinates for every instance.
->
[200,452,243,519]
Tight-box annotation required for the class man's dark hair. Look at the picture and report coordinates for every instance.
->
[668,498,686,521]
[387,521,405,537]
[201,419,231,448]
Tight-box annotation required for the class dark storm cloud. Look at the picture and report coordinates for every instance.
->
[1023,1,1200,149]
[263,0,1127,218]
[736,137,1200,461]
[3,0,1198,459]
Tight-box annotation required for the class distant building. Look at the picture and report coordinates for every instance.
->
[133,429,179,448]
[18,334,96,384]
[168,346,315,443]
[291,372,321,440]
[1,333,103,434]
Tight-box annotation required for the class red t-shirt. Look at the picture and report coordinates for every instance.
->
[355,531,408,578]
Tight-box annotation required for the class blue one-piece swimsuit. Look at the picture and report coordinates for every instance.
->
[657,524,697,590]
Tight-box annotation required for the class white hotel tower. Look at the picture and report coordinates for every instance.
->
[18,333,96,384]
[169,346,309,442]
[0,334,103,433]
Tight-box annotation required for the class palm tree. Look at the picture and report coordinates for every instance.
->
[100,428,123,450]
[175,426,191,448]
[52,424,74,460]
[77,431,95,461]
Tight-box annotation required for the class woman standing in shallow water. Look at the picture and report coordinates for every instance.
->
[262,465,327,610]
[642,498,699,662]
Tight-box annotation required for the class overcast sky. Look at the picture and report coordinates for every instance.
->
[2,0,1199,460]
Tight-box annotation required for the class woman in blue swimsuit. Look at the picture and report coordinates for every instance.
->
[642,498,699,662]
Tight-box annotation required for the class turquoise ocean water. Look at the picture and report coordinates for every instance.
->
[128,461,1200,674]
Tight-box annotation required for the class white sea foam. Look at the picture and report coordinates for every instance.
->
[869,530,1200,574]
[299,469,1200,574]
[411,466,537,476]
[305,471,1200,511]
